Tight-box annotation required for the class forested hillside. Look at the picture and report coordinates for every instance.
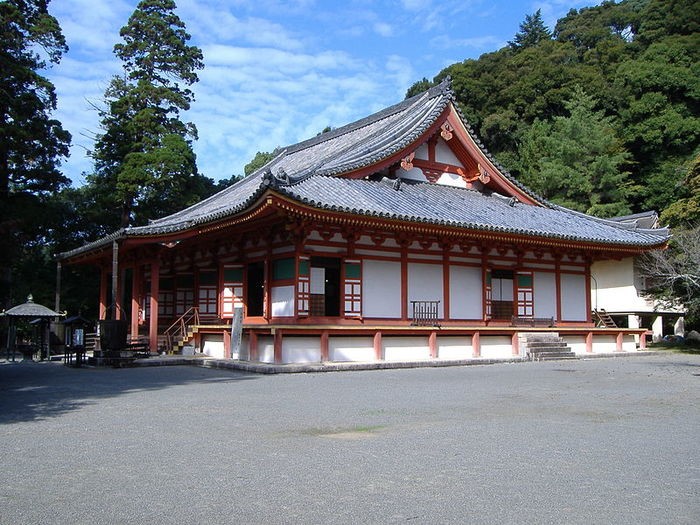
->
[407,0,699,225]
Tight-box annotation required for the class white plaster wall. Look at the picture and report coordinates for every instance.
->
[561,273,587,321]
[479,336,513,359]
[592,335,617,353]
[282,337,321,364]
[534,271,557,319]
[329,336,375,362]
[271,285,294,317]
[408,263,444,318]
[363,260,402,318]
[257,336,274,363]
[450,266,482,319]
[383,336,430,361]
[414,143,429,160]
[590,258,648,312]
[437,337,472,359]
[202,335,225,359]
[436,139,461,165]
[436,172,467,188]
[621,334,636,352]
[566,335,588,355]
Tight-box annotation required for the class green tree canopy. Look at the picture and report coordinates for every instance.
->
[518,87,634,217]
[0,0,70,307]
[87,0,207,228]
[509,9,551,50]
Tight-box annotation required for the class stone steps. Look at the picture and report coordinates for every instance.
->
[519,332,578,362]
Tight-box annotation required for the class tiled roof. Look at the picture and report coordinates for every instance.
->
[275,176,668,247]
[58,79,669,259]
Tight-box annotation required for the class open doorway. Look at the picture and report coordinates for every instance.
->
[246,261,265,317]
[309,256,340,317]
[490,269,514,320]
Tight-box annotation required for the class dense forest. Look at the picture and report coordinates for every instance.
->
[1,0,698,322]
[407,0,699,225]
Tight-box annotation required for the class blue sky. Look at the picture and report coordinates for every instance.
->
[45,0,590,185]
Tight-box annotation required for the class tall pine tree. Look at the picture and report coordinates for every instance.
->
[509,9,552,50]
[88,0,206,228]
[518,86,634,217]
[0,0,71,307]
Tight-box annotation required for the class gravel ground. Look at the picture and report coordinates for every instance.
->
[1,353,698,524]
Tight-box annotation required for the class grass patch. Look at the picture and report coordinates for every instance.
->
[649,340,700,355]
[301,424,387,439]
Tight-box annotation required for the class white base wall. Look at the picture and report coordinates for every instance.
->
[437,337,472,359]
[258,336,274,363]
[480,336,513,359]
[592,334,617,353]
[243,332,641,364]
[383,336,430,361]
[329,336,375,362]
[567,335,588,355]
[201,335,225,359]
[282,337,321,364]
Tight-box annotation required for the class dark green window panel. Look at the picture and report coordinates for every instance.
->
[199,271,217,286]
[273,257,295,280]
[299,260,309,277]
[517,274,533,287]
[224,268,243,282]
[176,275,194,288]
[345,262,361,279]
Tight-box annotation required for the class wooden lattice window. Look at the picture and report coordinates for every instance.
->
[343,260,362,318]
[221,266,243,319]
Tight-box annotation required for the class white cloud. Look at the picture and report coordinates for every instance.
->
[373,22,394,37]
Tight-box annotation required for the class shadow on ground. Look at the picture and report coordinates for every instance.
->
[0,360,256,425]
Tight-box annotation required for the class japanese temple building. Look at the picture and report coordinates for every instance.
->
[58,80,669,364]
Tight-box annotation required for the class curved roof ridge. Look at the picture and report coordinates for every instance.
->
[285,78,452,156]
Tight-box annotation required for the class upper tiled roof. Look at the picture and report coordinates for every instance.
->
[275,176,668,247]
[58,79,669,259]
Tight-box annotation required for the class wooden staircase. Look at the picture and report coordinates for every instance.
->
[592,309,617,328]
[164,307,200,354]
[170,326,198,354]
[519,333,578,361]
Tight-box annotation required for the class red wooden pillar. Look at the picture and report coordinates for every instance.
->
[512,332,520,356]
[224,330,231,359]
[249,331,259,361]
[320,330,329,362]
[472,331,481,357]
[640,331,647,349]
[555,255,562,323]
[442,245,450,321]
[400,244,408,321]
[374,331,383,360]
[99,267,109,320]
[130,265,141,339]
[273,329,283,363]
[149,261,160,353]
[429,331,438,359]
